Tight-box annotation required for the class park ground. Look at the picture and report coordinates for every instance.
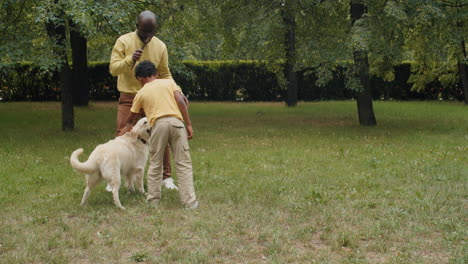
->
[0,101,466,263]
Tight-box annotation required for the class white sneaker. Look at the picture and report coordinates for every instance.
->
[162,178,179,190]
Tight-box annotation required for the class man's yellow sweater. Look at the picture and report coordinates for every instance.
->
[109,31,172,95]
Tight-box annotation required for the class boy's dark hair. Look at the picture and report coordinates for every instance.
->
[135,60,157,78]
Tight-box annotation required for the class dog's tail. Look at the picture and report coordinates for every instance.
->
[70,148,96,174]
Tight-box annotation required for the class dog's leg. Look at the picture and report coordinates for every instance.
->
[80,174,99,206]
[112,185,125,210]
[81,187,91,206]
[109,174,125,210]
[125,173,135,193]
[134,168,145,194]
[101,158,125,210]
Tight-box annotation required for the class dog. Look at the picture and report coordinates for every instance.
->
[70,118,151,210]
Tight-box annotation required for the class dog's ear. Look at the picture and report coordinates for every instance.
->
[127,129,139,143]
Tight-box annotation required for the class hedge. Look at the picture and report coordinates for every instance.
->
[0,61,464,102]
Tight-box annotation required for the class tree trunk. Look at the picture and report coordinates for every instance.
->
[70,21,89,106]
[282,6,298,107]
[46,5,74,131]
[459,38,468,104]
[351,1,376,126]
[459,62,468,104]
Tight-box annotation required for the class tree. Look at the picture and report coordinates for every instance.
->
[404,0,468,103]
[2,0,179,129]
[70,21,89,106]
[169,0,299,106]
[282,1,298,107]
[351,1,376,126]
[44,1,74,130]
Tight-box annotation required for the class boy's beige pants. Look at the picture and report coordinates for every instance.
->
[147,117,197,205]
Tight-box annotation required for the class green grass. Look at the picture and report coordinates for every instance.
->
[0,101,466,263]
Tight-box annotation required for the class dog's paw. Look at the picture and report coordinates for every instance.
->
[105,184,113,192]
[118,206,126,210]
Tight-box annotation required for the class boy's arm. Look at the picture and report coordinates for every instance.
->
[118,93,144,136]
[174,91,193,139]
[183,95,189,108]
[175,84,189,108]
[118,112,140,136]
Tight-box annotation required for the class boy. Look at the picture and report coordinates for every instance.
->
[122,60,198,209]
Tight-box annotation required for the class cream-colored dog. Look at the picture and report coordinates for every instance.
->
[70,118,151,210]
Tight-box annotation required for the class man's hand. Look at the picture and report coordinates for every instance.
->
[132,49,143,62]
[186,124,193,140]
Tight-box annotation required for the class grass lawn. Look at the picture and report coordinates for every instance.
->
[0,101,466,263]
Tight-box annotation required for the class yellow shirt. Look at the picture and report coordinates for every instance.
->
[109,31,172,95]
[130,79,183,126]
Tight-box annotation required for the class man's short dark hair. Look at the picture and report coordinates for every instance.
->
[135,60,157,78]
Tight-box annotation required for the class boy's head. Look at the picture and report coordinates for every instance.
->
[135,60,158,86]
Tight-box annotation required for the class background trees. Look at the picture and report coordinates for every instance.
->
[404,0,468,104]
[1,0,466,130]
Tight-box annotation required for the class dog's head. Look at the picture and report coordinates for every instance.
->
[129,117,151,143]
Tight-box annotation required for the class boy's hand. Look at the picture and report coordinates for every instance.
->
[186,124,193,140]
[118,125,132,136]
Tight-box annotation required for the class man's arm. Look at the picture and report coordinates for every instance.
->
[174,91,193,139]
[157,46,172,79]
[109,38,134,76]
[109,38,145,76]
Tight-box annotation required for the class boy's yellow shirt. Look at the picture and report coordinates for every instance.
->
[109,31,172,95]
[130,79,183,126]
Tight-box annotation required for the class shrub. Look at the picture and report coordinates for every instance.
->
[0,61,463,102]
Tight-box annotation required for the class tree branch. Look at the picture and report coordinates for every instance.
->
[1,0,26,35]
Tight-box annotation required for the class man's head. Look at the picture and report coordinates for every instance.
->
[135,60,158,86]
[136,11,157,43]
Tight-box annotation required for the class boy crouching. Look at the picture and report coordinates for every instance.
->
[122,60,198,209]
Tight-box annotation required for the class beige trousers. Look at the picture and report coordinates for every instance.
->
[147,117,196,205]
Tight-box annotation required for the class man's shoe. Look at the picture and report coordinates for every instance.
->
[184,200,199,210]
[162,178,179,190]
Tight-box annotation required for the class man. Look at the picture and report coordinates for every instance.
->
[109,10,179,190]
[122,60,198,209]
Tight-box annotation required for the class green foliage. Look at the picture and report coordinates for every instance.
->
[0,62,60,101]
[0,0,56,70]
[404,0,467,91]
[183,60,283,101]
[1,0,466,97]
